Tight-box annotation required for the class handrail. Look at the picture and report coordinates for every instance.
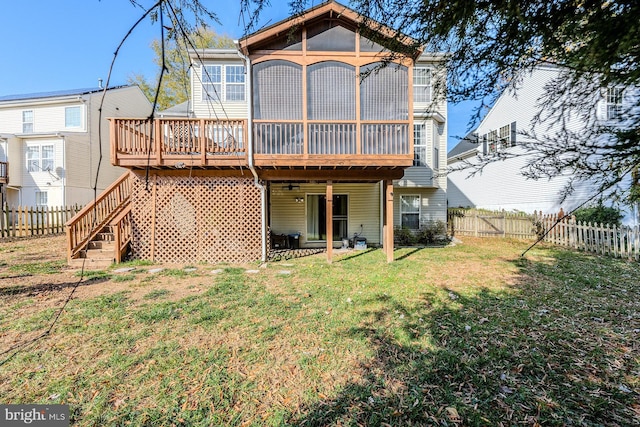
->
[111,203,132,263]
[66,171,132,262]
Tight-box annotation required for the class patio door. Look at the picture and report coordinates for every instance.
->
[306,194,348,241]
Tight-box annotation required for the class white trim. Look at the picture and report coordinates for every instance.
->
[400,194,421,229]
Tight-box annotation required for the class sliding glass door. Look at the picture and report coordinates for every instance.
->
[306,194,348,241]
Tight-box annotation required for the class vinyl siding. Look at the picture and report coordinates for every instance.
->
[270,182,381,247]
[393,187,447,226]
[447,66,609,217]
[0,102,86,134]
[190,59,248,119]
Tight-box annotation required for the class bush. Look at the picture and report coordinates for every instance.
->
[394,227,417,245]
[416,220,448,244]
[573,202,623,227]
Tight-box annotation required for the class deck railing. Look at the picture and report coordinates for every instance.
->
[66,171,131,262]
[111,118,412,168]
[253,121,410,163]
[111,118,247,167]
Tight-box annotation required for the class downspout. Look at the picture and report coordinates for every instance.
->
[236,42,267,262]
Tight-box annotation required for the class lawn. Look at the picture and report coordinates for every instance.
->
[0,235,638,426]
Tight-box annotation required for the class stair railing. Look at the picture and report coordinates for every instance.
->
[66,171,132,263]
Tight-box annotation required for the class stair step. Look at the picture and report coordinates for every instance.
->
[94,232,115,241]
[68,257,113,270]
[88,241,115,250]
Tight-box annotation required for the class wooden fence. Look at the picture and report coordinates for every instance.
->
[448,208,640,261]
[1,204,81,238]
[448,208,538,239]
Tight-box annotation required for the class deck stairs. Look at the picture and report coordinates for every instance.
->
[66,172,132,270]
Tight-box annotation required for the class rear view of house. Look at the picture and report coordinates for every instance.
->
[69,1,447,266]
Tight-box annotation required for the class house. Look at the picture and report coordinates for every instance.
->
[447,65,638,224]
[0,85,151,208]
[67,1,447,266]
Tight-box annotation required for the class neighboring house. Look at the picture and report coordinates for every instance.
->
[0,85,151,208]
[447,65,638,224]
[69,1,447,265]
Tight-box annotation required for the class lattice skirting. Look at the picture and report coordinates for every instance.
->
[129,172,262,264]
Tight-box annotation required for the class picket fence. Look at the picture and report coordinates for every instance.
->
[448,208,640,261]
[0,204,82,238]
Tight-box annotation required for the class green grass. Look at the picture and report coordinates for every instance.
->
[8,260,66,275]
[0,238,638,426]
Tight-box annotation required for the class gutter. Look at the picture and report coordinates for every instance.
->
[236,42,267,262]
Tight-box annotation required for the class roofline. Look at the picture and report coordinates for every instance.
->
[238,0,420,56]
[0,85,133,106]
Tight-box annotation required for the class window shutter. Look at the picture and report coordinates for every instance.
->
[482,134,488,155]
[510,122,516,146]
[596,98,608,121]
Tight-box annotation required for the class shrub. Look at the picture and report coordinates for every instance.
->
[573,202,623,227]
[394,227,417,245]
[416,220,448,244]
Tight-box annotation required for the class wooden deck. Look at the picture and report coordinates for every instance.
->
[110,118,413,171]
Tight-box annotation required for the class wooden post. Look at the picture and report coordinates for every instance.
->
[326,181,333,264]
[150,173,157,262]
[155,119,162,166]
[384,180,394,263]
[200,119,206,165]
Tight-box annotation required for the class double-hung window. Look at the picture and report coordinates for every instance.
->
[225,66,245,101]
[27,144,54,172]
[35,191,48,207]
[22,110,34,133]
[201,65,246,102]
[606,87,623,120]
[487,129,498,153]
[413,67,431,103]
[202,65,222,101]
[65,106,82,128]
[400,195,420,230]
[413,123,428,167]
[498,124,511,149]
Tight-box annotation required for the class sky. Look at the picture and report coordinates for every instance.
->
[0,0,478,150]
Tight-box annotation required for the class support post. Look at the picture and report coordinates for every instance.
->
[326,181,333,264]
[384,180,394,262]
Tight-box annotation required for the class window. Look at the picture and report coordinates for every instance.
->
[35,191,48,207]
[26,144,54,172]
[201,65,246,102]
[606,87,623,119]
[306,194,348,241]
[499,124,511,149]
[400,195,420,230]
[202,65,222,101]
[487,129,498,153]
[413,67,431,103]
[22,110,33,133]
[413,123,427,166]
[65,106,81,128]
[225,65,245,101]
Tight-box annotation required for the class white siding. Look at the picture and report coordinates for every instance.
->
[447,66,622,218]
[0,86,151,208]
[394,187,447,226]
[0,102,86,134]
[448,146,597,214]
[190,59,248,119]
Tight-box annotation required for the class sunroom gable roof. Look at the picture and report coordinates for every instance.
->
[238,0,420,57]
